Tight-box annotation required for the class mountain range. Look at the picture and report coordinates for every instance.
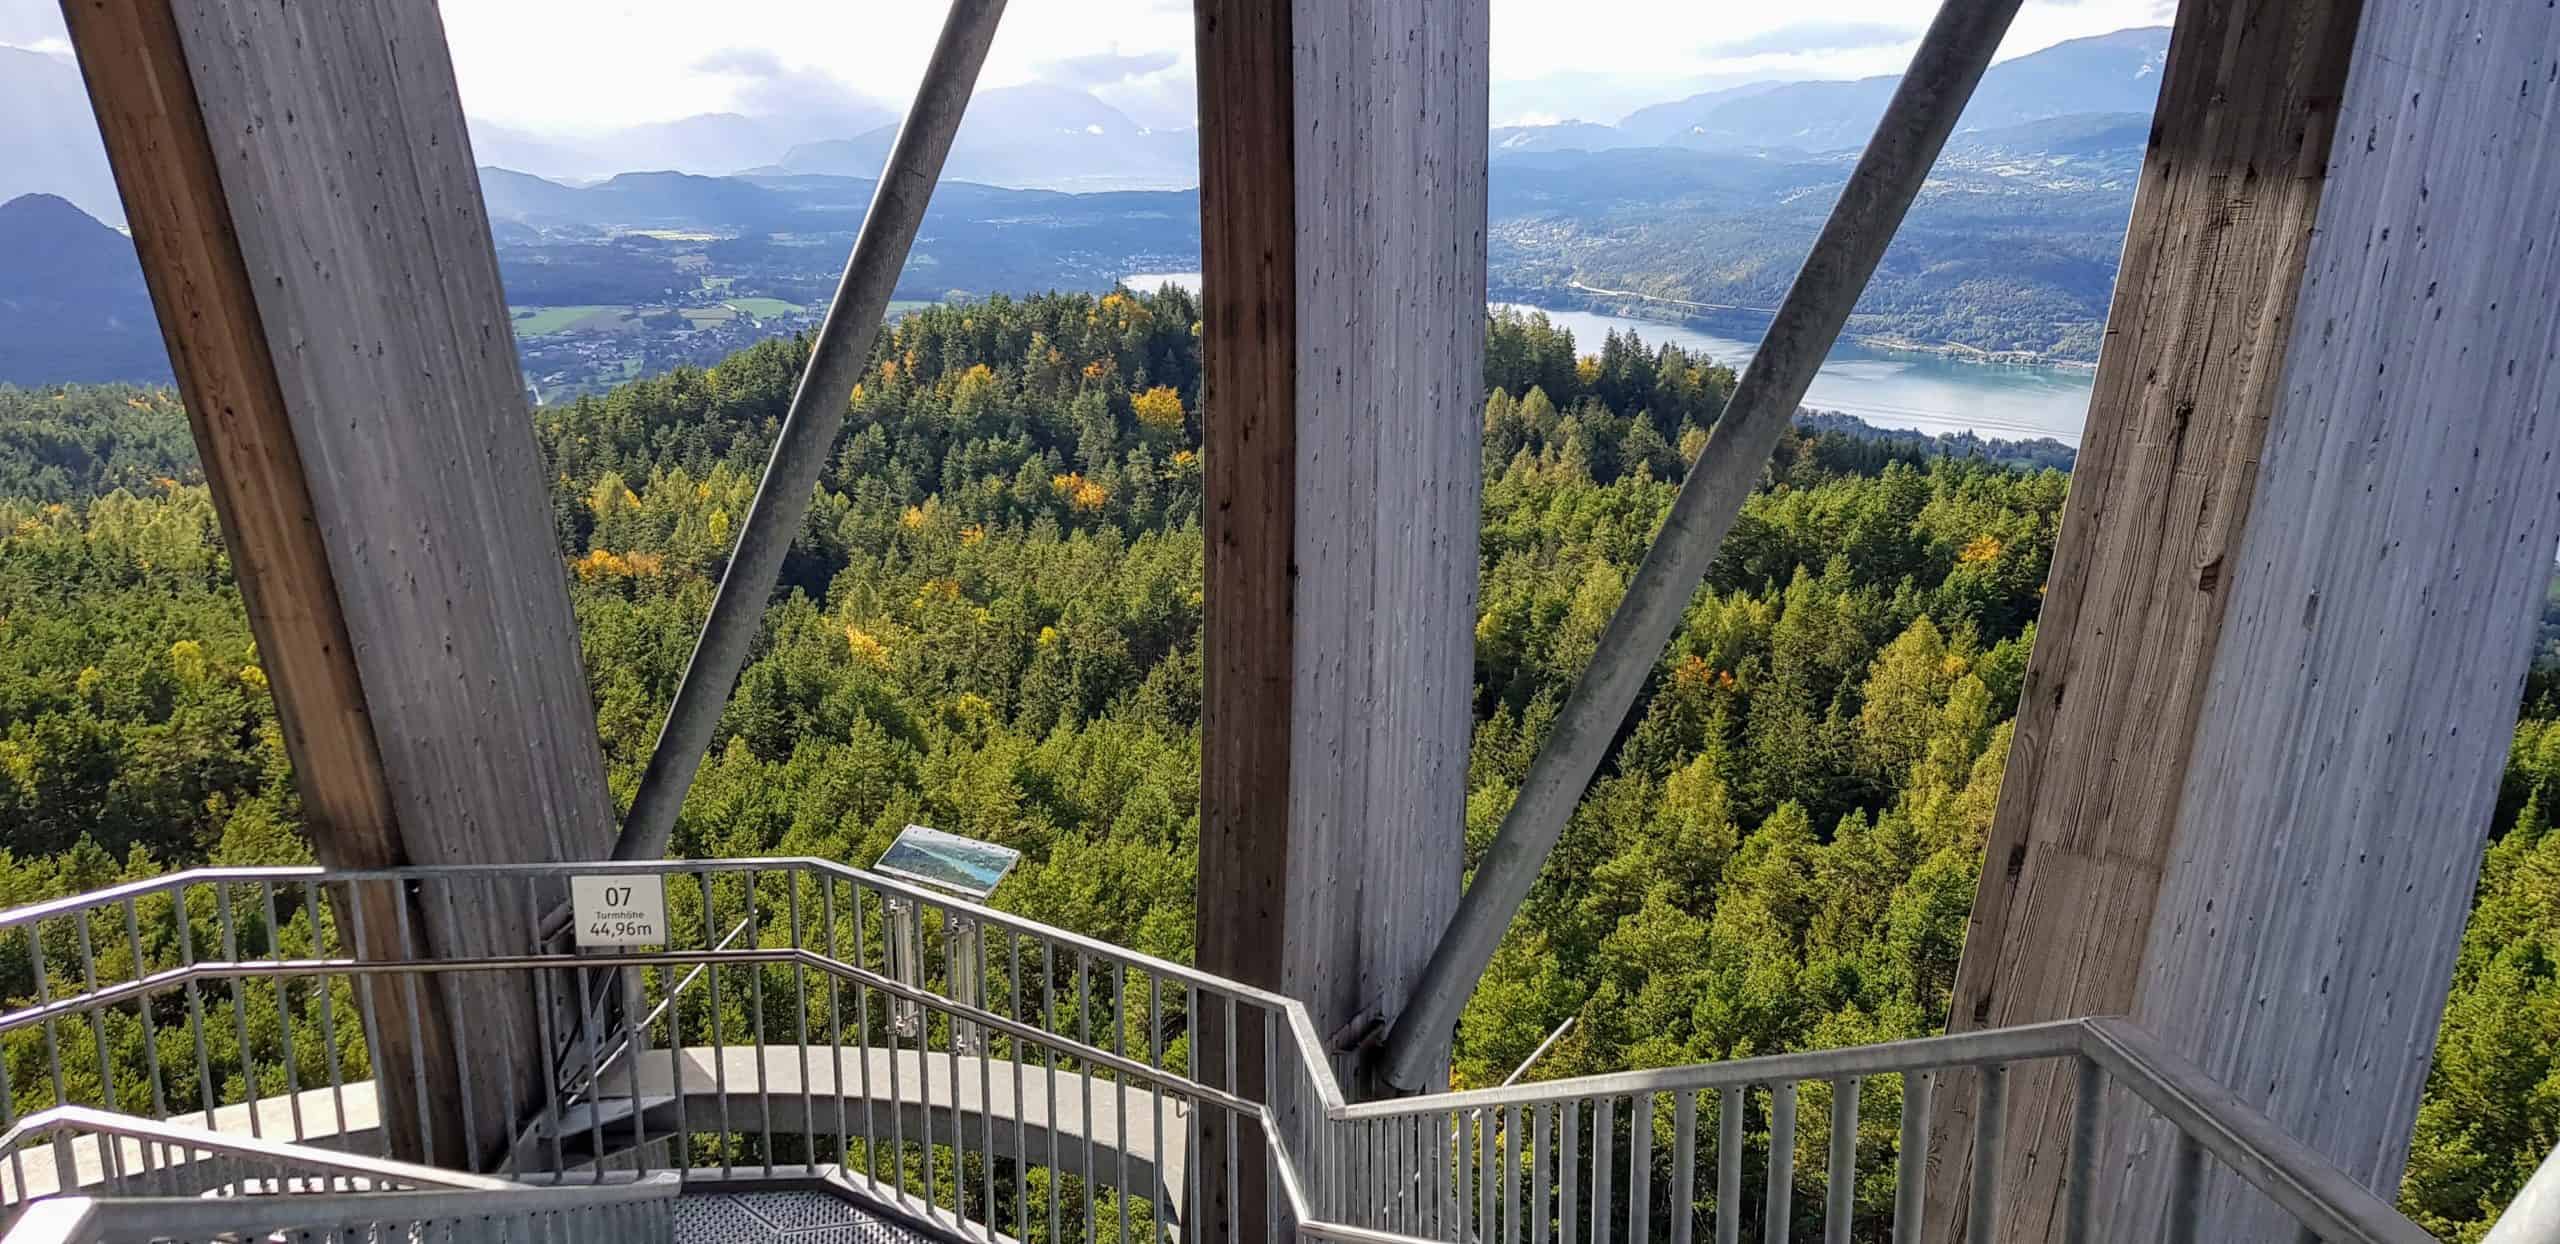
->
[1495,27,2166,156]
[0,26,2170,385]
[0,194,167,385]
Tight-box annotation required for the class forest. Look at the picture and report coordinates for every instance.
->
[0,293,2552,1238]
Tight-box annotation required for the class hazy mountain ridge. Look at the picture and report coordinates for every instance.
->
[0,194,168,386]
[0,26,2170,384]
[1493,28,2166,159]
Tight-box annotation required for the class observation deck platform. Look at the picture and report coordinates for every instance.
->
[0,859,2449,1244]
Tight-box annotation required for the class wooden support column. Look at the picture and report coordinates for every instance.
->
[1193,0,1487,1121]
[1934,0,2560,1237]
[62,0,620,1169]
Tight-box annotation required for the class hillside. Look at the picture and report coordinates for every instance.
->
[1490,145,2135,359]
[1608,28,2166,154]
[0,194,167,386]
[0,301,2547,1237]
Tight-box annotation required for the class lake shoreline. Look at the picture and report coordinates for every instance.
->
[1546,283,2102,372]
[1126,271,2096,445]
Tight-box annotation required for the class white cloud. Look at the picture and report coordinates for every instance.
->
[2,0,2172,136]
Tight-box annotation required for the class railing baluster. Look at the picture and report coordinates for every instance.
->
[2065,1058,2103,1244]
[1826,1077,1859,1244]
[1152,977,1172,1238]
[791,873,814,1170]
[1630,1094,1652,1244]
[259,880,306,1141]
[1535,1102,1553,1244]
[1671,1090,1697,1244]
[1560,1099,1579,1244]
[175,891,224,1150]
[1456,1108,1473,1240]
[1593,1096,1613,1244]
[294,887,341,1139]
[1969,1065,2006,1244]
[744,867,772,1173]
[214,887,256,1137]
[1716,1087,1742,1244]
[1516,1103,1533,1244]
[705,873,734,1183]
[1047,949,1062,1244]
[1184,1072,1201,1244]
[1891,1072,1930,1244]
[854,880,879,1177]
[1016,932,1032,1244]
[1087,955,1102,1244]
[1766,1083,1796,1244]
[1120,970,1138,1244]
[2163,1130,2203,1244]
[823,877,849,1171]
[435,880,479,1166]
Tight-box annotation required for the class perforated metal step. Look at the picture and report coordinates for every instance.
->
[672,1188,927,1244]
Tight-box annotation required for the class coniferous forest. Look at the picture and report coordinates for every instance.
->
[0,291,2551,1238]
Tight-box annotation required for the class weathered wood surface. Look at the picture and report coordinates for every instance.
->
[2128,0,2560,1230]
[1935,0,2560,1236]
[1195,0,1300,1044]
[1194,3,1483,1233]
[1281,0,1486,1095]
[1193,0,1487,1098]
[67,0,621,1169]
[170,0,617,874]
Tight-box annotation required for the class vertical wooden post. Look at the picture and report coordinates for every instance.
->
[1936,0,2560,1236]
[61,0,620,1169]
[1192,0,1487,1148]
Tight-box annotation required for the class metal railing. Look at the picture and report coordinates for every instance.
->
[0,859,2443,1244]
[5,1174,678,1244]
[0,1105,677,1244]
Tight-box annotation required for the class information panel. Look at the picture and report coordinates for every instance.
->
[571,874,668,948]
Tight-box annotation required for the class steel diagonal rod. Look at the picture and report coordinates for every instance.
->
[612,0,1008,862]
[1375,0,2027,1093]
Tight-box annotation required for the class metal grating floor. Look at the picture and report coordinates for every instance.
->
[672,1189,930,1244]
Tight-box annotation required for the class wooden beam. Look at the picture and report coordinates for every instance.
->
[1935,0,2560,1234]
[62,0,621,1169]
[1193,0,1487,1104]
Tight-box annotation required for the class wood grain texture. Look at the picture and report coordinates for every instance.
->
[1927,0,2363,1236]
[1193,0,1296,1231]
[2131,0,2560,1230]
[76,0,621,1168]
[1283,0,1486,1093]
[58,0,461,1169]
[1193,0,1486,1105]
[1195,0,1298,1014]
[1938,0,2560,1236]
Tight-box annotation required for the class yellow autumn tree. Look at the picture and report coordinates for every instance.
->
[1132,385,1186,432]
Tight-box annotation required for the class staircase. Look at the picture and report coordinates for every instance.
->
[0,860,2450,1243]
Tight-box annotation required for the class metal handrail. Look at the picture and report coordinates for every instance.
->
[1331,1022,2089,1119]
[2081,1020,2436,1244]
[0,1105,511,1193]
[5,1174,680,1244]
[0,859,2448,1244]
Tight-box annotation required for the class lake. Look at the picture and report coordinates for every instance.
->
[1124,273,2097,447]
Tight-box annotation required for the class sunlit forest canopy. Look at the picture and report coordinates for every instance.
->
[0,290,2548,1238]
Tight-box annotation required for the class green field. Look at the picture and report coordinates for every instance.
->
[511,306,633,336]
[721,297,801,318]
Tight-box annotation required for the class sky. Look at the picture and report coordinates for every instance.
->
[1,0,2174,133]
